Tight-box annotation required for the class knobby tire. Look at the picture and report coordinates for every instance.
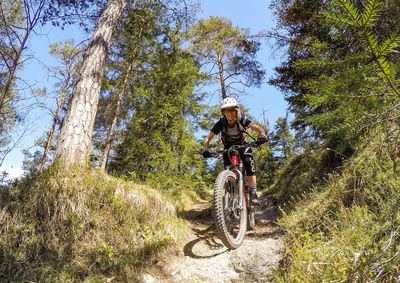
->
[213,170,247,249]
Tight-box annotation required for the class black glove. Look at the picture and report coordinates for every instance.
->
[257,135,268,145]
[202,150,213,158]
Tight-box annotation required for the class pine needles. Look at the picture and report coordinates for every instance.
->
[274,1,400,281]
[295,0,400,145]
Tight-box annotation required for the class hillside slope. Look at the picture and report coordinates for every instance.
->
[274,131,400,281]
[0,165,185,282]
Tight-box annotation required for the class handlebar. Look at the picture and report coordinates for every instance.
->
[204,140,264,159]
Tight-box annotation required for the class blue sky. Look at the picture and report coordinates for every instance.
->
[2,0,288,174]
[199,0,288,124]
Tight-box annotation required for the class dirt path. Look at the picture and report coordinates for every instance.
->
[137,196,284,283]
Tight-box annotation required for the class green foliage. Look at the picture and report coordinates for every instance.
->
[188,16,265,99]
[292,0,400,148]
[94,0,167,148]
[272,2,400,280]
[278,205,379,282]
[107,28,209,199]
[269,140,347,206]
[275,120,400,280]
[269,0,332,132]
[252,140,274,189]
[270,0,400,152]
[269,117,297,168]
[0,165,185,282]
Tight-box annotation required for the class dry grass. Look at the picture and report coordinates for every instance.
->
[0,164,185,282]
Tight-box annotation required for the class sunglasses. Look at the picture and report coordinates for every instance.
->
[223,108,237,114]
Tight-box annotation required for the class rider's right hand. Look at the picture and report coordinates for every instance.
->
[202,150,213,158]
[257,135,268,145]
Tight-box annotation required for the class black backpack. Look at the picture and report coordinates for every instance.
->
[219,116,247,145]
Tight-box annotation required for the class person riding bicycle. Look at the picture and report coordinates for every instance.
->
[202,97,267,205]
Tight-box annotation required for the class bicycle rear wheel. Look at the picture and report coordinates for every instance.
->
[213,170,247,249]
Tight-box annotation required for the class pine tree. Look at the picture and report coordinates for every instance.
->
[93,1,173,171]
[108,28,206,185]
[188,16,265,100]
[295,0,400,147]
[270,117,296,168]
[21,40,82,173]
[53,0,128,166]
[269,0,400,139]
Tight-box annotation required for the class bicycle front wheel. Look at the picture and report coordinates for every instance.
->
[213,170,247,249]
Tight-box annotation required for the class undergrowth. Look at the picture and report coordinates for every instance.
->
[269,139,346,207]
[274,131,400,281]
[0,164,186,282]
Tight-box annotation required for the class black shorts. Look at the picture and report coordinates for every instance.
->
[223,146,256,176]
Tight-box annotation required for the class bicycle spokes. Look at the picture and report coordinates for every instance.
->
[222,179,243,235]
[213,170,247,249]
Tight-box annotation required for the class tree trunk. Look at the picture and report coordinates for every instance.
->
[217,53,227,99]
[0,30,30,115]
[53,0,127,166]
[0,0,45,115]
[100,63,132,171]
[40,87,67,172]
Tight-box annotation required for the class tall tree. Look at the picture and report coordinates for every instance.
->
[108,28,205,181]
[93,1,168,171]
[295,0,400,146]
[270,116,296,167]
[188,16,265,100]
[40,40,82,172]
[22,40,82,173]
[53,0,127,166]
[0,0,45,162]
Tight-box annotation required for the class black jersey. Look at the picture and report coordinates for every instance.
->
[211,116,252,147]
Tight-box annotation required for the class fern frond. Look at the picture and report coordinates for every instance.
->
[377,33,400,58]
[360,0,383,27]
[337,0,362,27]
[295,53,369,72]
[322,11,357,29]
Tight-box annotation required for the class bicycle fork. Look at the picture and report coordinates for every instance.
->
[224,169,245,212]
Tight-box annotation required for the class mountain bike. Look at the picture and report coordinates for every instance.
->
[208,141,262,249]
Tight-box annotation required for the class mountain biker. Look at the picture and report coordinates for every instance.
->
[202,97,267,205]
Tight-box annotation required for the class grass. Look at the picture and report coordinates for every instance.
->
[272,130,400,282]
[268,144,340,208]
[0,164,186,282]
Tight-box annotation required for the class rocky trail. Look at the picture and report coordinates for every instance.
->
[137,196,285,283]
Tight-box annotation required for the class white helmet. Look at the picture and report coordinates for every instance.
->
[221,97,241,120]
[221,97,239,110]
